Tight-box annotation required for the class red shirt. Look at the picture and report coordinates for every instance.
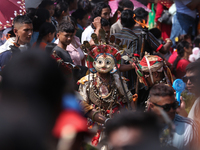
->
[168,51,177,64]
[176,59,190,79]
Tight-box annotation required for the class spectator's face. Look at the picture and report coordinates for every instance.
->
[108,127,143,149]
[48,32,55,43]
[184,71,197,94]
[14,23,33,45]
[57,31,73,46]
[149,96,177,121]
[101,7,110,21]
[78,14,88,28]
[45,5,55,17]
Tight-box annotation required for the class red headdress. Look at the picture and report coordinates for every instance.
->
[87,44,121,73]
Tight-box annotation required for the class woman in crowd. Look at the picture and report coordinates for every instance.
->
[32,22,56,50]
[26,8,51,46]
[173,41,192,78]
[53,2,69,26]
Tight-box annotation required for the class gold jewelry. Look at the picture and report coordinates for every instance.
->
[92,111,99,122]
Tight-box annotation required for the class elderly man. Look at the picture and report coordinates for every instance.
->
[147,84,198,150]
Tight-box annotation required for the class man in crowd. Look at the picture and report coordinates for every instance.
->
[110,0,134,34]
[0,15,33,68]
[147,84,198,150]
[81,2,111,44]
[185,61,200,127]
[133,7,172,56]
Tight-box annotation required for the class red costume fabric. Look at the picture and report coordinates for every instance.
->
[155,1,173,41]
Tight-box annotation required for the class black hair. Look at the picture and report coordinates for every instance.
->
[149,28,161,39]
[105,111,161,142]
[39,0,54,8]
[186,61,200,73]
[121,9,135,28]
[69,16,77,27]
[194,35,200,47]
[13,15,32,27]
[101,17,110,27]
[78,0,92,14]
[90,2,111,22]
[134,7,148,22]
[149,83,174,98]
[36,22,56,47]
[175,34,191,45]
[53,2,69,18]
[71,9,87,21]
[58,21,75,33]
[118,0,134,12]
[173,41,190,76]
[1,50,65,101]
[26,8,50,31]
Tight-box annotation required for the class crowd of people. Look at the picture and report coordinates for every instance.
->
[0,0,200,149]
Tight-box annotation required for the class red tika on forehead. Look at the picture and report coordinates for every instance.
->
[103,53,107,58]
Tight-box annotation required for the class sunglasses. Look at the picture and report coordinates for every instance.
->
[153,101,179,112]
[182,76,196,83]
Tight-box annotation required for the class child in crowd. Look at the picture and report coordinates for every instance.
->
[39,0,55,28]
[72,9,88,42]
[32,22,56,50]
[189,35,200,62]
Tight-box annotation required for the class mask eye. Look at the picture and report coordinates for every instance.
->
[106,60,111,64]
[98,60,102,64]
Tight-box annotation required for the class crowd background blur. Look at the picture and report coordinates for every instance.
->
[1,0,200,150]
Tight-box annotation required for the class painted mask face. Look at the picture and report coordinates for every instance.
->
[93,54,115,73]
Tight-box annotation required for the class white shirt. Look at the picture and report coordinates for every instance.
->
[81,25,94,44]
[172,114,198,150]
[0,37,28,54]
[188,97,200,125]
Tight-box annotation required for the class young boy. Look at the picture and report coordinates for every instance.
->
[53,21,74,63]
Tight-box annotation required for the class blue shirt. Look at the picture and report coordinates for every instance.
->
[175,0,197,18]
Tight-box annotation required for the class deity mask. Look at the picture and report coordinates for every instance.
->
[87,45,121,74]
[93,54,115,73]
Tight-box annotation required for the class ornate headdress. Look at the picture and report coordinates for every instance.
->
[138,55,173,87]
[81,29,122,74]
[87,45,121,73]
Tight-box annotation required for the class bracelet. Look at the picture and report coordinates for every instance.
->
[104,118,110,125]
[92,111,99,122]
